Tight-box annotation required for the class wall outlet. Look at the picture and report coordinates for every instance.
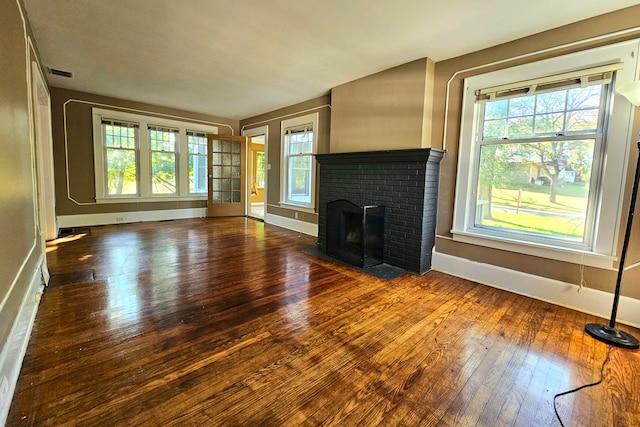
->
[294,212,299,219]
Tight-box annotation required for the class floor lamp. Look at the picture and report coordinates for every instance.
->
[585,80,640,349]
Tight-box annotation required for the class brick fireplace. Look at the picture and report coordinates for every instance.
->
[316,148,444,274]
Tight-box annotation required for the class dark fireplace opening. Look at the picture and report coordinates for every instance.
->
[326,199,384,268]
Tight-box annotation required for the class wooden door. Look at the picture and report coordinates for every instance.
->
[207,134,247,217]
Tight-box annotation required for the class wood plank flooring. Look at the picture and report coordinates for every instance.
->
[7,217,640,426]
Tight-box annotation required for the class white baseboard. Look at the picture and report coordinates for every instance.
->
[0,257,44,426]
[432,250,640,329]
[57,208,207,229]
[265,213,318,237]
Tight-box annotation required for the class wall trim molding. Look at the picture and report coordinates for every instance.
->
[265,213,318,237]
[57,208,207,229]
[432,250,640,328]
[0,256,44,426]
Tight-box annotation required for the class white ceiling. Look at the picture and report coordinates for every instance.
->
[23,0,640,120]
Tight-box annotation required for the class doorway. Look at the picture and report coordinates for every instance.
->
[248,135,266,220]
[243,126,268,221]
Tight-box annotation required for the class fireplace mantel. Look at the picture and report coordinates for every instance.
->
[316,148,444,274]
[315,148,443,164]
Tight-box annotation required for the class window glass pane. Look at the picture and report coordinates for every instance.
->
[288,155,311,204]
[482,85,605,141]
[507,117,533,138]
[150,129,176,152]
[256,152,265,187]
[189,155,207,193]
[485,100,508,120]
[535,91,566,114]
[508,96,535,116]
[483,119,506,140]
[106,148,137,195]
[475,140,594,242]
[151,152,176,194]
[187,133,207,194]
[534,113,565,134]
[566,109,599,132]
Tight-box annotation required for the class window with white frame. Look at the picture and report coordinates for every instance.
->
[452,40,640,268]
[102,119,139,196]
[92,108,218,202]
[187,131,208,194]
[149,125,178,194]
[281,113,318,210]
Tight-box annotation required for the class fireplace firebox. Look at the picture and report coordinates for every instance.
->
[326,200,384,268]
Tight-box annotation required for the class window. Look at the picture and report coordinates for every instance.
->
[474,82,609,247]
[102,119,138,196]
[92,108,218,202]
[255,151,265,188]
[281,113,319,210]
[187,131,207,194]
[453,40,640,268]
[149,126,178,194]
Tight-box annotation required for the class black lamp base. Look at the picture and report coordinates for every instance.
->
[585,323,640,349]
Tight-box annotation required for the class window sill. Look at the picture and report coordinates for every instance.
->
[96,195,207,204]
[277,202,317,214]
[450,229,615,269]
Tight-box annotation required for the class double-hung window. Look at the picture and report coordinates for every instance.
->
[281,112,319,210]
[149,126,178,194]
[452,40,640,268]
[102,119,139,196]
[187,131,208,194]
[93,108,218,202]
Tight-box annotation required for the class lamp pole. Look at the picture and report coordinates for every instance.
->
[585,140,640,349]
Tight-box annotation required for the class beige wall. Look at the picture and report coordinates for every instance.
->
[431,5,640,299]
[330,58,434,153]
[51,88,239,216]
[0,0,44,359]
[240,95,331,225]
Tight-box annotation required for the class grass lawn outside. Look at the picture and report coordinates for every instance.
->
[479,183,588,239]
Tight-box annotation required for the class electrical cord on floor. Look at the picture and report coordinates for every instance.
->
[553,345,613,427]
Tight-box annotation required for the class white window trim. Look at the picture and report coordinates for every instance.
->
[280,112,319,212]
[452,40,640,269]
[92,108,218,203]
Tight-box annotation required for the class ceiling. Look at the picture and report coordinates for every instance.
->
[23,0,640,120]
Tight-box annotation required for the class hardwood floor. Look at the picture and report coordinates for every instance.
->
[8,217,640,426]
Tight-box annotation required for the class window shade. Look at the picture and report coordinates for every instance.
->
[187,130,207,138]
[148,125,179,133]
[285,124,313,134]
[475,62,624,103]
[102,118,139,128]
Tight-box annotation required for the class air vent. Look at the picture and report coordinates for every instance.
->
[48,68,73,78]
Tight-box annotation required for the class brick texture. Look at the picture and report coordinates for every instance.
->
[316,149,444,274]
